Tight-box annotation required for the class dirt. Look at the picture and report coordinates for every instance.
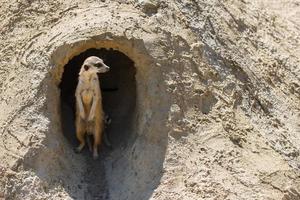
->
[0,0,300,200]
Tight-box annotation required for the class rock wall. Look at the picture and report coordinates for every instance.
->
[0,0,299,199]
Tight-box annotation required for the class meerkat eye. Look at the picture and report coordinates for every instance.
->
[95,62,103,67]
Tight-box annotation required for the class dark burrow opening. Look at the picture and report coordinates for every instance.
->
[59,48,136,153]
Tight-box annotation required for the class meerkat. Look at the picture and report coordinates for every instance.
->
[75,56,110,159]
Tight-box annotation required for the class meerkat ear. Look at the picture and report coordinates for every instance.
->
[84,65,89,71]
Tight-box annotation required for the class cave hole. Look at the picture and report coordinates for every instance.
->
[59,48,136,153]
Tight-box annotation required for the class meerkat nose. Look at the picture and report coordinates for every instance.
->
[84,65,89,71]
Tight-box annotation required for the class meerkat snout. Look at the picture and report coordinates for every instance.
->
[95,61,110,73]
[103,65,110,72]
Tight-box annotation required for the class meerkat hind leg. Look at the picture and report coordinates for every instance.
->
[92,123,102,159]
[86,134,93,152]
[75,134,85,153]
[93,135,100,159]
[75,120,86,153]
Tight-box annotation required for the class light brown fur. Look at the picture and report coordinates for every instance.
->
[75,56,109,159]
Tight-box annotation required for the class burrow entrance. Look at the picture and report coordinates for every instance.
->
[59,48,137,199]
[51,39,168,200]
[59,48,136,151]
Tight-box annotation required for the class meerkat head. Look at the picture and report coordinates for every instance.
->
[79,56,110,76]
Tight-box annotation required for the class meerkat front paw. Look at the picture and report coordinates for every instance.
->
[87,114,95,122]
[80,112,86,120]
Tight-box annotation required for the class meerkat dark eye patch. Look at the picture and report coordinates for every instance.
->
[84,65,89,71]
[94,62,103,68]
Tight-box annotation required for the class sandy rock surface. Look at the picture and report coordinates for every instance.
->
[0,0,299,199]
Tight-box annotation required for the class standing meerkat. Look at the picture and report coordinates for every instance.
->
[75,56,109,159]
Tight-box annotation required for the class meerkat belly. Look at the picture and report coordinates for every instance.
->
[81,89,93,105]
[81,89,94,118]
